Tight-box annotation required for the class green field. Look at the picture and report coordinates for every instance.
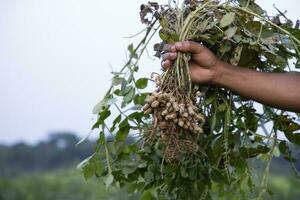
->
[0,169,129,200]
[0,133,300,200]
[0,169,300,200]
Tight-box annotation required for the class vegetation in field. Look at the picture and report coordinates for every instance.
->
[0,133,299,200]
[0,170,128,200]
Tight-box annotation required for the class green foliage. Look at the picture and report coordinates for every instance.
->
[84,0,300,199]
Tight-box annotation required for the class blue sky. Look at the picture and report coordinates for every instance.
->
[0,0,299,144]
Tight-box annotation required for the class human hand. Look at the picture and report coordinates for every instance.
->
[162,41,222,84]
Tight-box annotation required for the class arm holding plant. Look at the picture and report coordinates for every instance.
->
[163,41,300,112]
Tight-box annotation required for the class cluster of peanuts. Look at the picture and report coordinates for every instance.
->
[143,90,205,134]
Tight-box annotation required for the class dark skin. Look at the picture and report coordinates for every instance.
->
[162,41,300,113]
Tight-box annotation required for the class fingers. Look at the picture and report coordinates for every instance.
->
[162,52,177,61]
[164,41,204,54]
[161,41,203,70]
[163,44,176,52]
[162,60,173,69]
[174,41,204,54]
[161,52,176,70]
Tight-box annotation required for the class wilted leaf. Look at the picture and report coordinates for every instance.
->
[220,12,235,28]
[198,19,209,33]
[238,46,260,68]
[230,44,243,66]
[224,26,237,39]
[159,18,169,28]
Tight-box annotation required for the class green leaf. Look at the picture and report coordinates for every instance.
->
[98,131,105,145]
[92,97,110,114]
[134,93,149,105]
[128,43,138,59]
[278,141,289,155]
[275,115,300,134]
[114,86,133,96]
[112,76,125,86]
[239,146,269,158]
[244,107,259,132]
[111,71,125,76]
[124,87,135,104]
[95,157,104,176]
[220,12,235,28]
[159,29,179,43]
[237,0,265,15]
[180,167,189,178]
[144,170,154,183]
[121,165,138,177]
[218,103,227,112]
[82,155,104,180]
[296,59,300,68]
[92,109,111,129]
[76,155,93,170]
[116,119,130,141]
[211,168,229,184]
[284,132,300,146]
[286,27,300,41]
[135,78,148,89]
[140,189,157,200]
[83,163,95,180]
[224,26,237,39]
[110,114,122,132]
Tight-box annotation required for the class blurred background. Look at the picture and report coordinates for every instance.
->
[0,0,300,199]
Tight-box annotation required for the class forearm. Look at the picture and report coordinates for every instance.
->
[213,61,300,112]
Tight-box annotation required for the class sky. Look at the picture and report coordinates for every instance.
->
[0,0,299,144]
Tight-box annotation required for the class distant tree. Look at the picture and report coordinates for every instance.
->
[0,132,95,177]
